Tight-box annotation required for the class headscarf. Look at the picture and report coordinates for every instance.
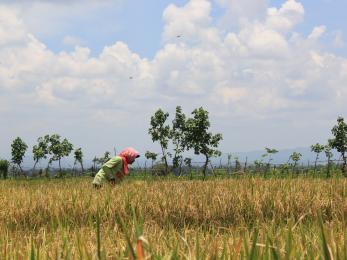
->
[118,147,140,175]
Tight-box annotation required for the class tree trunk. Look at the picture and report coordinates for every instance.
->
[342,153,347,176]
[314,154,319,174]
[32,159,38,175]
[179,158,183,176]
[58,158,62,177]
[81,161,84,175]
[326,158,331,178]
[161,146,169,175]
[203,155,209,180]
[18,164,25,177]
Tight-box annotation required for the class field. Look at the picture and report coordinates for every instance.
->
[1,175,347,259]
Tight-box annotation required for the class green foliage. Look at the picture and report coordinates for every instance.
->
[11,137,28,174]
[171,106,187,174]
[74,148,84,173]
[311,143,325,154]
[183,157,192,168]
[47,134,73,175]
[264,147,278,163]
[32,135,50,172]
[148,109,171,175]
[329,116,347,175]
[185,107,223,179]
[324,144,333,178]
[0,160,9,179]
[145,151,157,168]
[289,152,302,172]
[311,143,325,174]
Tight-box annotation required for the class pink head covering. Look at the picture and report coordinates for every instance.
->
[118,147,140,175]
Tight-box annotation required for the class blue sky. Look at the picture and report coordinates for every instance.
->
[27,0,347,59]
[1,0,347,167]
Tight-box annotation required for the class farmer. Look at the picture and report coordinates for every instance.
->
[92,147,140,188]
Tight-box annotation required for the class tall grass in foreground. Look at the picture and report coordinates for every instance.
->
[1,177,347,258]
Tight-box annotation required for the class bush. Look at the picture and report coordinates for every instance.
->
[0,160,9,179]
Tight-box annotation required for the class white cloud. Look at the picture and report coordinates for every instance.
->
[308,25,326,40]
[1,0,347,157]
[266,0,304,32]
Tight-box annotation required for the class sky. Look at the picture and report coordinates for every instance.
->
[1,0,347,165]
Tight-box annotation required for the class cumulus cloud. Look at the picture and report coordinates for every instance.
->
[1,0,347,157]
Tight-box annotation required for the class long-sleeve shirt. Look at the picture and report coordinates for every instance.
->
[92,156,123,185]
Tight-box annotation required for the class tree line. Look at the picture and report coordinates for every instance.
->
[0,109,347,179]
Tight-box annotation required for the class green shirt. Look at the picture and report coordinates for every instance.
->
[92,156,123,185]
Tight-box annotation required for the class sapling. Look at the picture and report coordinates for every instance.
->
[329,116,347,176]
[289,152,302,174]
[311,143,325,175]
[11,137,28,176]
[73,148,84,175]
[148,109,171,175]
[0,159,9,179]
[32,135,49,174]
[145,151,157,169]
[184,107,222,180]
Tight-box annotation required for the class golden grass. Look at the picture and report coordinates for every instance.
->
[1,177,347,259]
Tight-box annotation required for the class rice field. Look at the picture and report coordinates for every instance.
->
[1,176,347,259]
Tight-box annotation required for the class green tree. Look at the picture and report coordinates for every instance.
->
[48,134,73,176]
[324,144,333,178]
[289,152,302,173]
[32,135,50,173]
[311,143,325,174]
[262,147,278,173]
[145,151,157,169]
[227,154,232,175]
[171,106,187,175]
[73,148,84,174]
[185,107,223,180]
[102,151,111,164]
[0,160,9,179]
[184,157,193,179]
[148,109,171,175]
[329,116,347,176]
[11,137,28,175]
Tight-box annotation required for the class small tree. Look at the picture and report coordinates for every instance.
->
[324,144,333,178]
[32,135,50,173]
[73,148,84,175]
[329,116,347,176]
[311,143,325,174]
[48,134,73,176]
[145,151,157,169]
[102,151,111,164]
[171,106,187,175]
[0,160,9,179]
[92,156,98,173]
[148,109,171,175]
[184,157,193,179]
[185,107,223,180]
[289,152,302,174]
[227,153,232,175]
[264,147,278,173]
[11,137,28,175]
[234,156,241,172]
